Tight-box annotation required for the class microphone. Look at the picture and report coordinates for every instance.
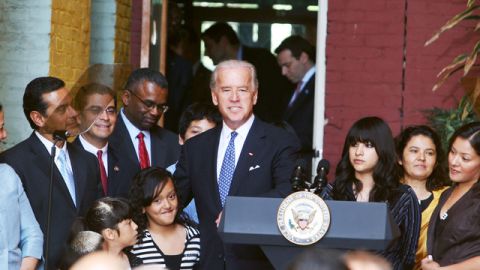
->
[53,130,68,142]
[291,160,308,192]
[313,159,330,194]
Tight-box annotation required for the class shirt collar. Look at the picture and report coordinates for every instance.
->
[79,134,108,154]
[120,108,150,139]
[35,131,67,156]
[299,66,315,90]
[221,114,255,139]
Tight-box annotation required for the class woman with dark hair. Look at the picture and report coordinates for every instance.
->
[84,197,138,268]
[395,125,449,269]
[328,116,420,270]
[422,122,480,269]
[128,167,200,269]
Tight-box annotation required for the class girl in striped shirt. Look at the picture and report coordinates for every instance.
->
[128,167,200,270]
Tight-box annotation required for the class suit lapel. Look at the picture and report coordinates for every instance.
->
[111,114,140,167]
[28,134,76,209]
[151,126,167,166]
[68,144,86,210]
[107,144,120,195]
[228,119,264,197]
[284,75,315,120]
[207,127,223,210]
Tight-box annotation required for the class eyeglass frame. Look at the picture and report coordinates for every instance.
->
[126,89,169,114]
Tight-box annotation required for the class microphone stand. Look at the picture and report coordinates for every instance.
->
[45,131,66,269]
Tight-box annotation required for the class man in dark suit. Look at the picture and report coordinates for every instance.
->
[0,77,101,269]
[175,60,300,269]
[73,83,120,196]
[201,22,292,123]
[275,35,316,169]
[108,68,180,198]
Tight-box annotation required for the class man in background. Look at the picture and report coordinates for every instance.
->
[201,22,292,123]
[108,68,180,198]
[275,35,316,170]
[74,83,119,197]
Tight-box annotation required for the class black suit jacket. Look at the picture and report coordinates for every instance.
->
[0,133,101,269]
[283,74,315,154]
[175,117,300,270]
[108,113,180,198]
[243,46,293,123]
[72,136,121,197]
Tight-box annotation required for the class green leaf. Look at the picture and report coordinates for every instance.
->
[425,5,480,46]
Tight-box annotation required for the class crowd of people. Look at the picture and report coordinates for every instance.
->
[1,23,480,270]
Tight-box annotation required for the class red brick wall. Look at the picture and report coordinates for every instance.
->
[324,0,473,175]
[130,0,142,68]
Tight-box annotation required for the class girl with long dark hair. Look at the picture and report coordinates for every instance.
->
[329,117,420,270]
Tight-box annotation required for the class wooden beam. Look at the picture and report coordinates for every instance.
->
[140,0,151,68]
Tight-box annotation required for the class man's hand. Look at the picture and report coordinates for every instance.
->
[421,255,441,270]
[215,211,223,227]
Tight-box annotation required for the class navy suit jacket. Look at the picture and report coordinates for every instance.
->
[284,74,315,154]
[175,117,300,270]
[72,136,121,197]
[108,113,180,198]
[0,133,101,269]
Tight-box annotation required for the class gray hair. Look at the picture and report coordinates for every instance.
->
[210,60,259,91]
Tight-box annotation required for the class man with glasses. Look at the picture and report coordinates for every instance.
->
[108,68,180,198]
[73,83,120,197]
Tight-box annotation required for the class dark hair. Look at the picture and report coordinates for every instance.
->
[274,35,316,63]
[201,22,240,45]
[85,197,133,235]
[129,167,192,232]
[74,83,117,111]
[449,121,480,156]
[395,125,449,191]
[333,117,399,202]
[0,103,3,112]
[124,68,168,94]
[288,249,347,270]
[23,76,65,129]
[178,103,221,139]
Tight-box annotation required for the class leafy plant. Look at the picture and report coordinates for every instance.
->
[424,96,478,151]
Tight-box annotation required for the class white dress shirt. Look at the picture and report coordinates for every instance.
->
[216,114,255,179]
[120,108,152,163]
[79,134,109,176]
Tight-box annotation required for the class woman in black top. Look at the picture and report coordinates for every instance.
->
[328,117,420,270]
[422,122,480,270]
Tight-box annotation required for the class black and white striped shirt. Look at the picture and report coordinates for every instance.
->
[129,225,200,269]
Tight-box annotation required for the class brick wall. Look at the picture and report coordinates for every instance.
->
[0,0,52,146]
[50,0,91,89]
[324,0,472,174]
[115,0,132,64]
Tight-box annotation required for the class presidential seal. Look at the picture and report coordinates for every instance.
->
[277,191,330,245]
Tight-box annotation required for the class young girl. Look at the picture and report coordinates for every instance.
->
[395,125,449,269]
[329,116,420,270]
[84,197,138,268]
[422,122,480,269]
[128,167,200,269]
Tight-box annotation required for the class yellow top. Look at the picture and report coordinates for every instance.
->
[414,186,449,270]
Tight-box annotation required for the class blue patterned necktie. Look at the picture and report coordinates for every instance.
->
[57,149,76,206]
[218,131,238,207]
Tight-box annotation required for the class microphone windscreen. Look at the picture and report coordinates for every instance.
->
[317,159,330,174]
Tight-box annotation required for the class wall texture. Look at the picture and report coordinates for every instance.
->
[324,0,473,172]
[50,0,91,89]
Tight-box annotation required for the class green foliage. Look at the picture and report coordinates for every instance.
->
[424,96,479,151]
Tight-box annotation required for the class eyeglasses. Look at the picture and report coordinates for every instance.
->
[84,106,117,116]
[127,90,169,114]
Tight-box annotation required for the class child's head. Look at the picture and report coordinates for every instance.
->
[130,167,183,232]
[178,102,221,144]
[334,117,399,201]
[85,197,138,248]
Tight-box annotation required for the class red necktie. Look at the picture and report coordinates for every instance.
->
[288,81,303,107]
[96,150,108,195]
[137,132,150,169]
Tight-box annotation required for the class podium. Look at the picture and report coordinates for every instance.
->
[218,196,400,269]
